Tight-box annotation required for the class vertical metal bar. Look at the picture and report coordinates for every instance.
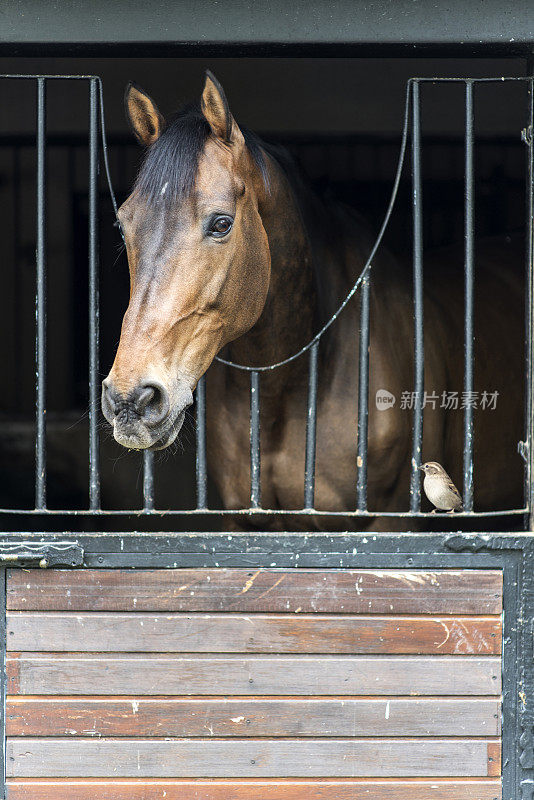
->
[143,450,154,511]
[88,78,100,510]
[356,274,370,510]
[196,375,208,509]
[463,80,475,512]
[525,72,534,530]
[35,77,47,510]
[304,341,319,509]
[12,147,22,407]
[410,80,425,513]
[250,370,261,508]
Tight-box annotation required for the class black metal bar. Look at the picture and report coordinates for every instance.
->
[0,505,526,518]
[410,80,425,512]
[463,80,475,512]
[143,451,154,512]
[195,375,208,509]
[35,77,47,510]
[356,274,370,510]
[304,341,319,509]
[12,147,22,408]
[88,78,100,510]
[250,370,261,508]
[525,73,534,530]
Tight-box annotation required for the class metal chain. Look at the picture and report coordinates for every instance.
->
[98,79,412,372]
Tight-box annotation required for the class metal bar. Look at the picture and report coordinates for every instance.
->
[1,75,530,82]
[143,451,154,512]
[0,505,526,518]
[12,147,22,407]
[88,78,100,510]
[356,274,370,510]
[196,375,208,509]
[410,80,425,512]
[304,341,319,509]
[250,370,261,508]
[463,80,475,512]
[34,77,47,510]
[525,72,534,530]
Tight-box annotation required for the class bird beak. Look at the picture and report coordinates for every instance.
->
[419,466,425,471]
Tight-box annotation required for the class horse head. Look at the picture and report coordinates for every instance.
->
[102,72,271,449]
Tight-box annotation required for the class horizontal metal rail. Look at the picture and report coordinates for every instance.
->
[0,506,526,517]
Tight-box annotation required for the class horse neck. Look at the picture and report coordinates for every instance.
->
[227,154,318,377]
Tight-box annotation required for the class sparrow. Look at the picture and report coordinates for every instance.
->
[420,461,463,512]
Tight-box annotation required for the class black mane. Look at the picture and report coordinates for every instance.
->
[134,101,267,204]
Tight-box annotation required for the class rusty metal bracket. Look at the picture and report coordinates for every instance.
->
[0,541,83,568]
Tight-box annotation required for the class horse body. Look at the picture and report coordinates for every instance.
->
[102,72,524,529]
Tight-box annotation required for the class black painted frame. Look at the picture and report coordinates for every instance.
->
[0,530,530,799]
[0,58,532,800]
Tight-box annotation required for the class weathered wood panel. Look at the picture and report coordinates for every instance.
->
[6,613,501,654]
[6,569,503,614]
[5,567,503,791]
[6,697,501,737]
[7,654,502,696]
[5,778,503,800]
[6,738,499,778]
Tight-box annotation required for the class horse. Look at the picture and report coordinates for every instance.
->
[101,71,525,530]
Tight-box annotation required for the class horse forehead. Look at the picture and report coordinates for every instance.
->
[196,140,238,196]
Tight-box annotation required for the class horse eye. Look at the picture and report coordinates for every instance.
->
[208,215,233,238]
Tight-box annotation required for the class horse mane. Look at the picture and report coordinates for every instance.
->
[134,101,268,204]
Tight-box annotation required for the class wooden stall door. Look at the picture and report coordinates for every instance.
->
[5,568,502,799]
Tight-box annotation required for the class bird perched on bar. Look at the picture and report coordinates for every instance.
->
[420,461,463,512]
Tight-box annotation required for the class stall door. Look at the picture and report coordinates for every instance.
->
[6,568,501,799]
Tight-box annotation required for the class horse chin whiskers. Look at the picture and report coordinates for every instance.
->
[147,410,185,451]
[112,407,185,451]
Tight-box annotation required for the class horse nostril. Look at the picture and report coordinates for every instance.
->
[136,386,156,412]
[101,380,119,419]
[135,382,170,426]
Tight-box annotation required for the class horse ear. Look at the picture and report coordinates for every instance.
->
[201,71,243,147]
[124,82,165,146]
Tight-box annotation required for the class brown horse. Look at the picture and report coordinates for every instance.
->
[102,71,524,530]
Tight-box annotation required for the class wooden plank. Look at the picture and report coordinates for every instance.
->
[6,738,500,778]
[5,778,503,800]
[6,613,502,654]
[5,697,501,737]
[7,654,502,696]
[487,742,501,777]
[6,569,503,614]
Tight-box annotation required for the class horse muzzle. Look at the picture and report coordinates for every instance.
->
[101,376,193,450]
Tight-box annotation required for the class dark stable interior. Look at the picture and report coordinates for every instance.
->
[0,55,529,531]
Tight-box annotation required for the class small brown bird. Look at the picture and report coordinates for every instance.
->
[420,461,463,512]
